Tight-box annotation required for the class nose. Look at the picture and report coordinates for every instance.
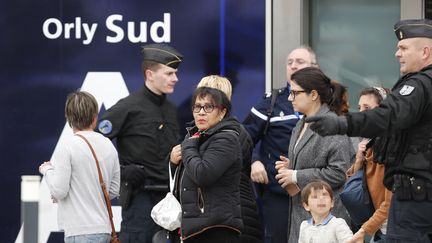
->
[395,49,401,58]
[288,93,294,102]
[198,107,206,115]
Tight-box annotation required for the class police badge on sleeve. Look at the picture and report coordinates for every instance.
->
[399,85,415,95]
[98,120,113,134]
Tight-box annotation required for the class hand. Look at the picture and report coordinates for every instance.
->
[355,138,370,161]
[275,168,294,188]
[250,161,269,184]
[346,228,366,243]
[39,161,53,175]
[275,155,290,170]
[358,138,369,154]
[170,144,182,165]
[304,115,348,136]
[121,164,146,188]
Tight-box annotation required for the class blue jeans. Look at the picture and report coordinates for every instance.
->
[64,233,111,243]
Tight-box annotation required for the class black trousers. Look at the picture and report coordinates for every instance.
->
[119,190,165,243]
[386,196,432,243]
[260,190,289,243]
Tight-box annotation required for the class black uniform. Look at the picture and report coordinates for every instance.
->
[100,86,179,183]
[98,85,179,242]
[304,19,432,242]
[346,65,432,242]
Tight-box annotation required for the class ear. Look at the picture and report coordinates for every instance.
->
[330,199,335,209]
[303,202,311,212]
[424,46,432,60]
[310,90,319,101]
[220,108,227,118]
[145,69,154,81]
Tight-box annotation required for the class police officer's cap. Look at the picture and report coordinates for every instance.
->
[394,19,432,41]
[141,43,183,69]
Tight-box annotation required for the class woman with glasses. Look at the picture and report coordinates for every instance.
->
[169,86,243,243]
[275,67,354,243]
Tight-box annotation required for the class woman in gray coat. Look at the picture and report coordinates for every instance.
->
[275,67,354,243]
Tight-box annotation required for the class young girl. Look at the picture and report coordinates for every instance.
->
[299,180,353,243]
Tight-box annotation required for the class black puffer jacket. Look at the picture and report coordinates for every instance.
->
[238,125,264,243]
[178,117,243,240]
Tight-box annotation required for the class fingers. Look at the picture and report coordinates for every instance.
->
[251,161,268,184]
[275,173,289,188]
[39,161,52,174]
[274,162,285,170]
[251,170,269,184]
[275,169,293,187]
[279,155,289,162]
[261,172,269,184]
[275,156,290,170]
[170,144,182,164]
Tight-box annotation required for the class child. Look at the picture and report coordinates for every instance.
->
[298,180,353,243]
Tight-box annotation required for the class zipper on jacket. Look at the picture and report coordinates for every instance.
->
[197,187,205,213]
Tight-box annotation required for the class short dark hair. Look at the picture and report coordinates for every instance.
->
[141,60,161,79]
[65,91,98,130]
[301,180,334,206]
[191,87,231,117]
[359,86,390,104]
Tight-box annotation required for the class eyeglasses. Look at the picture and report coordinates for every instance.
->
[192,104,220,113]
[289,90,307,99]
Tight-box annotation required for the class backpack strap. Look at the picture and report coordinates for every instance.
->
[262,89,279,136]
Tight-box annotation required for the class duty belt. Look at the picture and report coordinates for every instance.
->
[141,184,169,191]
[393,174,432,201]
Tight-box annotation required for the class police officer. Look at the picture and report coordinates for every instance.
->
[98,43,183,243]
[242,46,318,243]
[305,19,432,242]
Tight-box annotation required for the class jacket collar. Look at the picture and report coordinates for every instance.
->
[186,117,240,138]
[141,84,166,105]
[290,104,331,168]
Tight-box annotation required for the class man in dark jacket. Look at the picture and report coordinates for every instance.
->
[243,46,317,243]
[305,19,432,242]
[98,43,183,243]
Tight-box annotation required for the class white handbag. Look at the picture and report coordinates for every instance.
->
[150,163,182,231]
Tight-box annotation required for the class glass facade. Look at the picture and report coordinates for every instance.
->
[309,0,400,111]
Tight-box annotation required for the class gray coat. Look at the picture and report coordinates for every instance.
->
[287,104,354,243]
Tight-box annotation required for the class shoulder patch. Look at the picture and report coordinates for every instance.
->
[98,120,113,134]
[399,85,415,96]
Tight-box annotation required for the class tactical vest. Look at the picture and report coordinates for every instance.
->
[378,69,432,188]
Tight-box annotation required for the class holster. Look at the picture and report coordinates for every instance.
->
[119,181,133,209]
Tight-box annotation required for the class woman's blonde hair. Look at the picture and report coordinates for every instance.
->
[197,75,232,101]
